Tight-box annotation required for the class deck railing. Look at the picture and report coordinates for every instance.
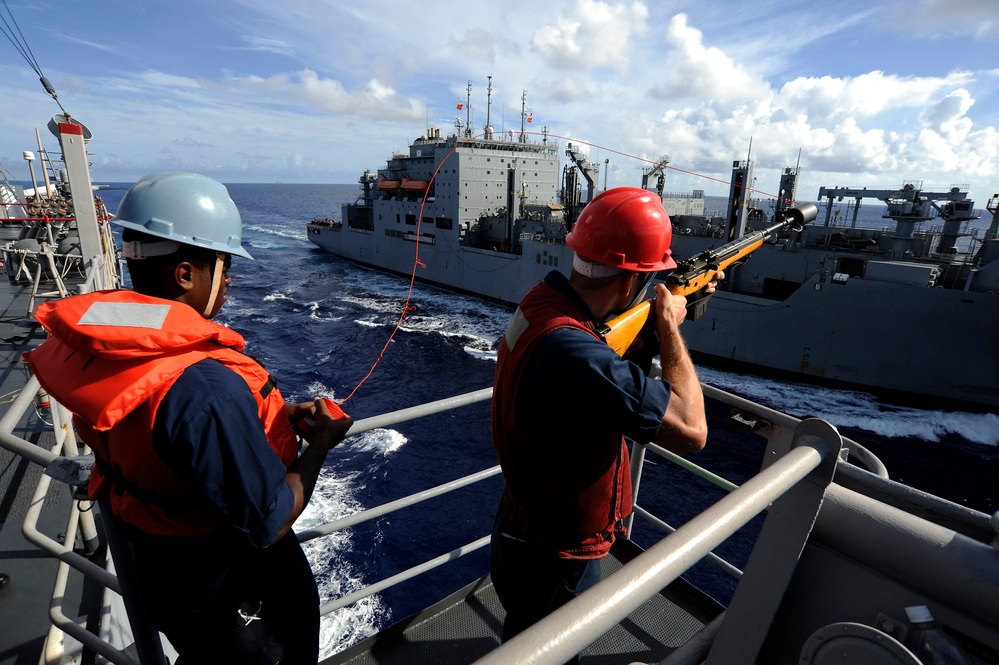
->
[0,379,881,664]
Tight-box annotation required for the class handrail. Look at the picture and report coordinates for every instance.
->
[0,380,873,664]
[473,426,835,665]
[321,536,492,615]
[345,387,493,435]
[297,466,502,541]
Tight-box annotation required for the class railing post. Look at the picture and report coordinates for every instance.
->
[623,440,646,538]
[704,418,842,665]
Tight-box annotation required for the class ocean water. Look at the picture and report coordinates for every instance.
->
[94,182,998,659]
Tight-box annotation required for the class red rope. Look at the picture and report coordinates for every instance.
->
[338,142,462,404]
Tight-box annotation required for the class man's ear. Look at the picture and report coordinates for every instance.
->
[173,261,197,292]
[620,271,640,298]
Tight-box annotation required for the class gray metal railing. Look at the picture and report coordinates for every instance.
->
[1,378,870,664]
[473,419,839,665]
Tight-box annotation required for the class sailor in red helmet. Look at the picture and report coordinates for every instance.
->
[490,186,720,660]
[27,172,352,664]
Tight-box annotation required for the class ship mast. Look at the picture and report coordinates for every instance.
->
[484,75,493,139]
[465,80,473,138]
[519,90,529,143]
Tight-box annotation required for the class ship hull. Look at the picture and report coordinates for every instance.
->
[308,223,573,304]
[309,131,999,409]
[682,274,998,408]
[668,231,999,409]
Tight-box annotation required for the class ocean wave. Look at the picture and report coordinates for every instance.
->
[342,429,408,456]
[699,366,999,446]
[242,222,309,242]
[295,468,386,658]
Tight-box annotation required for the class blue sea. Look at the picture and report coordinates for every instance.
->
[94,182,998,659]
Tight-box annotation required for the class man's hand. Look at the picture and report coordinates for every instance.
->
[307,397,353,451]
[654,283,687,330]
[703,270,725,295]
[289,399,352,450]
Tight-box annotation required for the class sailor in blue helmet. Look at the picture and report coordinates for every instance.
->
[28,172,353,664]
[490,187,720,662]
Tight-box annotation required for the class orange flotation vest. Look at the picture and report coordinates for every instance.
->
[26,290,299,536]
[492,280,632,559]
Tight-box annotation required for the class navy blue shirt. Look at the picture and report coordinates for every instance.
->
[152,359,295,547]
[517,272,672,445]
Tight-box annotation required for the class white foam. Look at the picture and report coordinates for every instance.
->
[698,366,999,446]
[263,290,294,302]
[243,222,309,242]
[295,468,387,658]
[343,429,407,456]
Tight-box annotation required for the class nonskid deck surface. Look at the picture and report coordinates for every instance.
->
[322,540,723,665]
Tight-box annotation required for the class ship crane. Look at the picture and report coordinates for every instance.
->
[564,143,599,204]
[817,183,979,259]
[641,155,670,197]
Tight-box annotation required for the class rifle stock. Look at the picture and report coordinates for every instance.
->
[599,203,817,356]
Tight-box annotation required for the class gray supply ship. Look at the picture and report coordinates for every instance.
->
[3,61,998,664]
[308,87,999,410]
[670,162,999,410]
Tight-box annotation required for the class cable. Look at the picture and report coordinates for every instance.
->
[1,0,69,114]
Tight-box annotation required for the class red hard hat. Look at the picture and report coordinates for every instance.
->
[566,187,676,271]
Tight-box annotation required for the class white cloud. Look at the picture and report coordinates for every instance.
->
[3,1,997,198]
[774,71,976,123]
[532,0,649,72]
[649,14,770,106]
[236,36,295,56]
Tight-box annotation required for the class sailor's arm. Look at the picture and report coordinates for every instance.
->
[650,283,707,453]
[274,398,353,544]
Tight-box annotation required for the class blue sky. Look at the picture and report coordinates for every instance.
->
[2,0,997,204]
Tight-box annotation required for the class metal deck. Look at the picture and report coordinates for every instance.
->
[322,539,724,665]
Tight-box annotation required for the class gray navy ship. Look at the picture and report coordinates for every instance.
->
[308,86,999,410]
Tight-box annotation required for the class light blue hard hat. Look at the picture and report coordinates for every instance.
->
[114,172,253,259]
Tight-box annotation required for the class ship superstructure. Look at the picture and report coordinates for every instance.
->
[312,128,572,304]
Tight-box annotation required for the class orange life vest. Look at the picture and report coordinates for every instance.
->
[26,290,299,536]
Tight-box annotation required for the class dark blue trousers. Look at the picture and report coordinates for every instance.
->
[489,506,602,665]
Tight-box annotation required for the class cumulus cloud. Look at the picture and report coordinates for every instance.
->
[231,71,425,123]
[9,0,995,192]
[649,14,770,106]
[287,153,320,170]
[532,0,649,71]
[921,89,975,133]
[450,28,511,64]
[576,8,998,196]
[774,71,976,123]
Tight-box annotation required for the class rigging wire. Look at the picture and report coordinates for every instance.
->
[1,0,68,115]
